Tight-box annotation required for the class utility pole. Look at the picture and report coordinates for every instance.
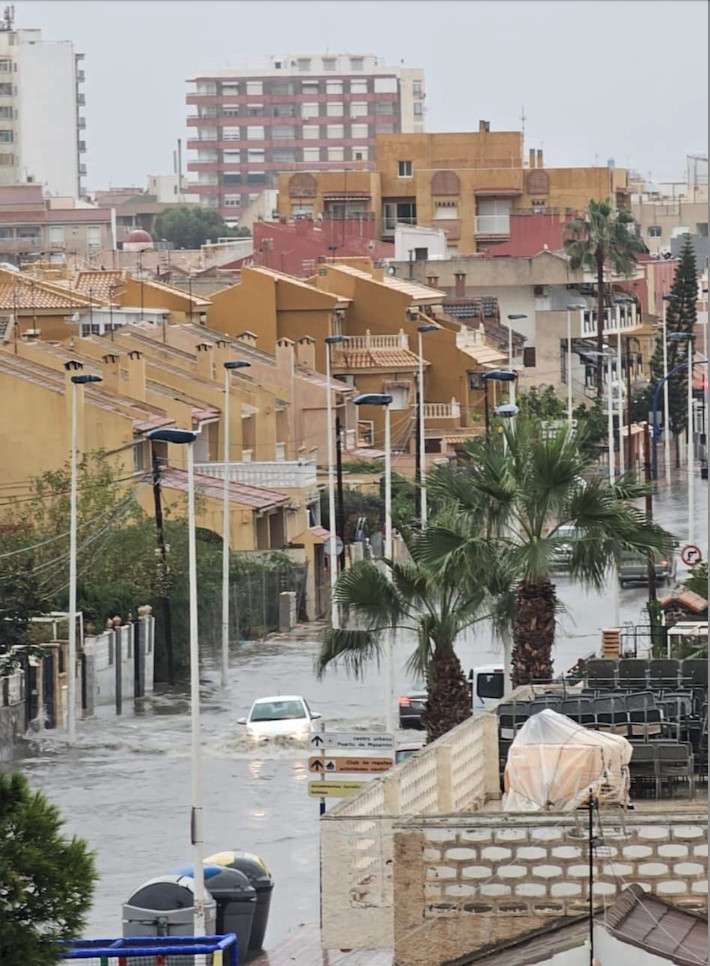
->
[335,413,346,574]
[643,421,661,655]
[151,444,175,685]
[587,789,598,966]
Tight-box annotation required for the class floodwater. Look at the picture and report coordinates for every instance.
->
[8,481,706,947]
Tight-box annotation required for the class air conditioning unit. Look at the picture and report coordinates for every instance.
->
[317,255,327,263]
[318,268,327,276]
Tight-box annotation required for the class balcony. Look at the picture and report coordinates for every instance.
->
[474,214,510,236]
[76,70,85,82]
[195,460,317,490]
[334,330,410,352]
[423,398,461,420]
[77,93,86,107]
[77,140,86,153]
[77,117,86,130]
[455,327,487,350]
[580,305,638,338]
[79,163,87,176]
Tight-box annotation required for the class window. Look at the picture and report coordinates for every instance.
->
[0,130,13,143]
[221,126,241,141]
[375,123,395,134]
[246,81,263,95]
[247,172,266,184]
[375,100,394,115]
[382,201,416,231]
[353,147,369,161]
[222,149,241,162]
[434,201,458,219]
[301,102,319,119]
[271,81,295,95]
[648,225,662,237]
[350,79,368,94]
[247,105,264,118]
[322,57,336,71]
[350,101,367,118]
[302,147,320,163]
[351,123,368,140]
[18,228,40,242]
[223,195,241,207]
[0,227,13,238]
[301,81,319,95]
[273,104,296,118]
[0,105,11,118]
[0,83,11,95]
[397,160,413,178]
[222,173,241,184]
[326,124,344,139]
[0,59,12,73]
[296,58,311,72]
[222,105,240,117]
[374,76,397,93]
[272,147,296,162]
[413,80,423,96]
[291,202,314,215]
[326,101,343,117]
[246,125,265,140]
[413,103,423,116]
[197,82,217,94]
[350,57,364,71]
[272,124,295,139]
[326,79,343,95]
[387,384,410,410]
[302,125,319,139]
[476,672,504,700]
[49,226,64,244]
[221,83,239,95]
[327,146,344,162]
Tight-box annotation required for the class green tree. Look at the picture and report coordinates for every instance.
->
[0,772,97,965]
[683,560,708,603]
[565,200,645,397]
[644,235,698,466]
[426,421,673,687]
[154,206,249,250]
[316,522,511,741]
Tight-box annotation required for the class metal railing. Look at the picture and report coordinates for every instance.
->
[196,460,317,489]
[475,214,510,235]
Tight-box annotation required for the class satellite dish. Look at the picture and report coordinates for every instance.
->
[387,266,397,276]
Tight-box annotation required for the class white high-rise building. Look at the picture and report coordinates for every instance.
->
[0,9,85,197]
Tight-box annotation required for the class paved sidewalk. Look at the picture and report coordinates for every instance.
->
[252,922,391,966]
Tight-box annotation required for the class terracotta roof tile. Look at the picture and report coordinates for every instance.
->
[332,347,421,370]
[75,271,126,302]
[160,467,288,511]
[0,279,92,311]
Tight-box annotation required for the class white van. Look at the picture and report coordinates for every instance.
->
[469,664,505,714]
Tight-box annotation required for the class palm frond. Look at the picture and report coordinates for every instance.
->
[333,560,403,627]
[316,628,382,679]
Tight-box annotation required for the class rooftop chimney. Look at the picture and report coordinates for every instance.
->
[536,149,544,168]
[426,273,440,288]
[237,330,258,347]
[529,148,536,169]
[101,353,121,394]
[454,271,467,298]
[195,341,215,381]
[125,349,146,401]
[479,120,490,133]
[274,336,295,377]
[295,335,316,370]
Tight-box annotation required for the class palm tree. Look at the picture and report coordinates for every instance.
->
[425,421,674,688]
[565,199,645,397]
[316,522,512,742]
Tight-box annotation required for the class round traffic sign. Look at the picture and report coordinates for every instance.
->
[680,544,703,567]
[324,535,344,557]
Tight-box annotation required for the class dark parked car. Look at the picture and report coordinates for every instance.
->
[398,684,427,729]
[618,549,676,587]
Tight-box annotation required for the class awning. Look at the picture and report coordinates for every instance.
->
[322,193,371,201]
[474,188,522,196]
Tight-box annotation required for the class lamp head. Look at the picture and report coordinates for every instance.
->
[353,393,393,407]
[70,373,102,385]
[224,360,251,370]
[481,369,518,383]
[662,294,681,302]
[417,323,439,333]
[147,428,198,445]
[567,303,586,310]
[667,332,692,343]
[325,335,349,345]
[495,403,519,418]
[507,313,527,320]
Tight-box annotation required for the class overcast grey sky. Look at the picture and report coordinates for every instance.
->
[21,0,708,190]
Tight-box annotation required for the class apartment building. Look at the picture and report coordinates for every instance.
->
[630,155,708,256]
[0,9,85,197]
[186,53,425,220]
[277,124,631,256]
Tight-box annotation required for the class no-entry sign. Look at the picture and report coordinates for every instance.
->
[680,544,703,567]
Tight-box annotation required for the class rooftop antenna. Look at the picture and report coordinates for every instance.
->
[520,105,526,146]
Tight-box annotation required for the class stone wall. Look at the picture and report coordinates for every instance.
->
[393,812,708,966]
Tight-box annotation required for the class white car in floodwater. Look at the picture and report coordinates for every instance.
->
[238,695,322,742]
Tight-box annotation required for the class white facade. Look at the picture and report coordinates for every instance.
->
[147,174,198,205]
[394,224,447,261]
[0,23,83,197]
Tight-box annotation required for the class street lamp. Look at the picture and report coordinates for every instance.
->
[661,294,681,487]
[566,304,586,426]
[668,332,695,544]
[147,426,206,935]
[66,366,102,744]
[417,323,438,527]
[580,349,615,482]
[325,335,349,629]
[481,369,518,438]
[353,393,394,732]
[614,297,635,474]
[506,313,527,375]
[221,360,251,689]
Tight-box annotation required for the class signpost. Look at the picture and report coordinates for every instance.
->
[308,780,366,799]
[308,756,392,774]
[680,544,703,567]
[309,732,395,752]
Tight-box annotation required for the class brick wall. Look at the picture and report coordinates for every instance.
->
[393,812,708,966]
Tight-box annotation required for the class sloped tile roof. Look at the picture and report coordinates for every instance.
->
[160,467,288,511]
[0,279,92,310]
[75,271,126,301]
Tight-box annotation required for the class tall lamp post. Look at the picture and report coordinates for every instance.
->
[66,365,102,744]
[481,370,518,439]
[566,304,586,427]
[506,313,527,379]
[147,427,206,936]
[353,393,394,732]
[614,297,635,475]
[325,335,349,628]
[221,360,251,689]
[417,323,438,527]
[668,332,695,544]
[661,294,681,487]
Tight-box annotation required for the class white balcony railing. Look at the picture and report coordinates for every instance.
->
[455,327,486,349]
[196,460,317,489]
[474,214,510,235]
[581,305,638,338]
[423,398,461,420]
[332,329,410,351]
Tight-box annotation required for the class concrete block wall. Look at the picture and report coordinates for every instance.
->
[393,813,708,966]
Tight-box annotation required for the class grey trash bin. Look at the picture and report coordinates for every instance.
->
[204,851,274,953]
[122,874,217,937]
[175,864,257,963]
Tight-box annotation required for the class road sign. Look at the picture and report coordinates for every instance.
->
[308,756,392,774]
[307,780,365,799]
[681,544,703,567]
[309,731,395,751]
[323,535,344,557]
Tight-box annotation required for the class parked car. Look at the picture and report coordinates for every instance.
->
[395,741,424,764]
[238,695,322,742]
[398,684,427,729]
[618,549,676,588]
[549,525,585,570]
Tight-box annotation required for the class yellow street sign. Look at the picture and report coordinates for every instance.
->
[308,756,392,774]
[307,780,366,799]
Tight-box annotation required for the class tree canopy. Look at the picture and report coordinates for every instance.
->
[0,772,96,965]
[154,206,250,250]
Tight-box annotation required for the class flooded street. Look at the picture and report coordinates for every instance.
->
[8,482,706,947]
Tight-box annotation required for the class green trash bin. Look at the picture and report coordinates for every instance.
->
[205,850,274,953]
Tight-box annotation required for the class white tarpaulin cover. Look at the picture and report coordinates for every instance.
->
[502,709,632,812]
